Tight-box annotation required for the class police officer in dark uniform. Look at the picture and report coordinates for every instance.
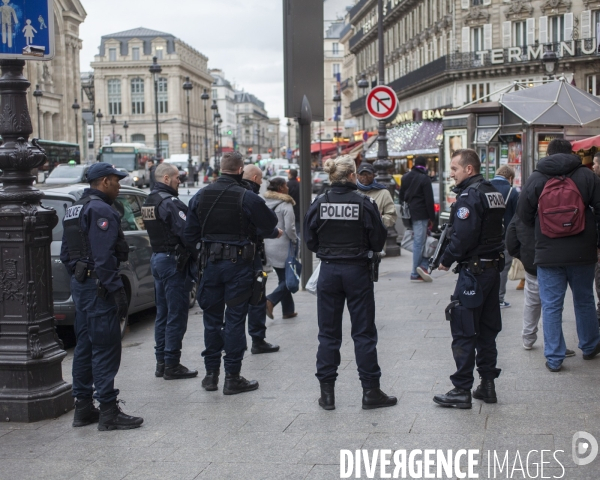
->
[433,148,505,409]
[304,155,397,411]
[242,164,281,354]
[184,152,280,395]
[61,163,143,430]
[142,163,198,380]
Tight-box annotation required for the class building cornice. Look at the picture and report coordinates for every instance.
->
[464,6,490,27]
[540,0,572,15]
[503,0,534,21]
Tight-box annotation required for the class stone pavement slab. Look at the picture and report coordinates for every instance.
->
[1,252,600,479]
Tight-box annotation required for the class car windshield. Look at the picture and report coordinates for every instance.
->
[48,166,85,179]
[41,198,72,241]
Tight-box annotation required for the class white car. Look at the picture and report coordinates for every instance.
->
[117,168,134,186]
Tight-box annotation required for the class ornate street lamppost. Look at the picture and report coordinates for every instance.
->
[96,109,103,153]
[201,88,210,167]
[33,84,43,138]
[333,90,342,154]
[218,118,223,161]
[357,74,369,134]
[110,115,116,143]
[542,50,559,79]
[72,99,80,144]
[149,56,162,159]
[211,100,218,169]
[123,121,129,143]
[0,60,73,422]
[183,76,194,187]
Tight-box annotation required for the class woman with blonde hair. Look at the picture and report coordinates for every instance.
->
[303,155,397,411]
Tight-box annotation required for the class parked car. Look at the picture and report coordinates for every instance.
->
[40,184,196,339]
[312,171,329,193]
[45,164,89,185]
[116,167,134,186]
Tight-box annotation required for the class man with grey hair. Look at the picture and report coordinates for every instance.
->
[185,152,281,395]
[142,162,198,380]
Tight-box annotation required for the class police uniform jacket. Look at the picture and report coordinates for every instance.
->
[60,189,125,293]
[142,182,194,253]
[183,174,279,248]
[304,182,387,263]
[440,174,505,268]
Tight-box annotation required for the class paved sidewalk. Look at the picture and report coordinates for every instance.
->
[1,252,600,479]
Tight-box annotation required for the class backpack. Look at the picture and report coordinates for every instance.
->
[537,171,585,238]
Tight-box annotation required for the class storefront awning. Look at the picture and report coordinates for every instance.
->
[365,121,442,159]
[572,135,600,152]
[311,142,337,154]
[500,78,600,126]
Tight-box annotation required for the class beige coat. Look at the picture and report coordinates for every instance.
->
[363,188,397,228]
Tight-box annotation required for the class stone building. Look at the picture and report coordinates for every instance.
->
[91,27,213,160]
[25,0,87,153]
[235,90,279,157]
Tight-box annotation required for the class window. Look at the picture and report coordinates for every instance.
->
[132,47,140,61]
[587,75,600,96]
[471,27,483,52]
[550,15,564,43]
[332,42,339,55]
[108,48,116,61]
[115,195,143,231]
[332,64,340,77]
[131,78,145,114]
[466,82,490,103]
[107,79,121,115]
[131,133,145,143]
[157,77,168,114]
[212,88,217,99]
[155,47,163,60]
[514,21,527,47]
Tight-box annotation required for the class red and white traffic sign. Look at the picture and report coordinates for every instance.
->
[366,85,398,121]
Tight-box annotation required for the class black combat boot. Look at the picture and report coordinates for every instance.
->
[472,378,497,403]
[201,370,220,391]
[251,339,280,354]
[163,363,198,380]
[362,388,398,410]
[318,383,335,410]
[97,400,144,431]
[155,362,165,378]
[223,373,259,395]
[72,398,100,427]
[433,388,472,409]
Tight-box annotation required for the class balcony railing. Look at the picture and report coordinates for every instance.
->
[324,50,344,58]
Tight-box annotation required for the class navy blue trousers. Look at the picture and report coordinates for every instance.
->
[71,276,121,404]
[449,267,502,390]
[151,253,192,365]
[247,254,267,341]
[316,262,381,388]
[198,258,254,374]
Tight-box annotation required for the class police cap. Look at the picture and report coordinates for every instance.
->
[87,163,128,182]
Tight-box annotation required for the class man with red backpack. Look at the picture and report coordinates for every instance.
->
[518,139,600,372]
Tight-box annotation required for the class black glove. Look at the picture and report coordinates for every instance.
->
[113,287,129,320]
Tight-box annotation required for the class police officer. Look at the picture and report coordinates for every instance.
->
[434,148,505,409]
[242,164,280,354]
[304,155,397,411]
[61,163,143,430]
[184,152,280,395]
[142,163,198,380]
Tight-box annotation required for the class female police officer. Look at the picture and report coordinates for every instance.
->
[304,155,397,411]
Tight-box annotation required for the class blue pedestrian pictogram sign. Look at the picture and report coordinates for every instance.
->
[0,0,54,60]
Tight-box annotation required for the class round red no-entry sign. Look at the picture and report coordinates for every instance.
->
[366,85,398,121]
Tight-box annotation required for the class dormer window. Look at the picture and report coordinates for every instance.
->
[156,47,163,60]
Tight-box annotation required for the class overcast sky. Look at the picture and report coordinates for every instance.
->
[79,0,353,129]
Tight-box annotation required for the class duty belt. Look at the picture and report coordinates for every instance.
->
[86,270,98,279]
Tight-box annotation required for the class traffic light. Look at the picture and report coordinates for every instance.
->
[227,130,233,135]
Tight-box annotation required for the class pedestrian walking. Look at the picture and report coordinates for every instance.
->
[399,156,436,282]
[60,163,143,430]
[356,162,397,230]
[287,168,301,234]
[142,163,198,380]
[304,155,397,411]
[434,149,505,409]
[517,139,600,372]
[193,163,199,186]
[490,165,519,308]
[592,152,600,326]
[242,164,281,354]
[505,215,575,356]
[184,152,281,394]
[263,177,298,320]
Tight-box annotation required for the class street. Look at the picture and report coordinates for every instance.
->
[1,252,599,479]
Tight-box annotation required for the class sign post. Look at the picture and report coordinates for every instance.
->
[0,1,72,423]
[366,85,398,122]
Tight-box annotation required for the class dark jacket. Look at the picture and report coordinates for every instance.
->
[505,215,536,276]
[490,175,519,240]
[517,153,600,267]
[287,177,300,219]
[399,167,435,222]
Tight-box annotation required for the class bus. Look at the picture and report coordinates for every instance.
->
[98,143,156,187]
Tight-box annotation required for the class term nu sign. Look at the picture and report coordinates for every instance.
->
[474,41,596,65]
